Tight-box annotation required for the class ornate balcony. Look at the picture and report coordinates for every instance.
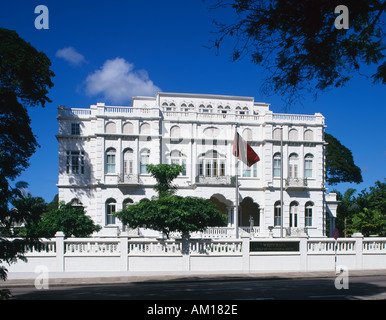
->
[118,174,142,186]
[285,178,308,190]
[195,175,235,186]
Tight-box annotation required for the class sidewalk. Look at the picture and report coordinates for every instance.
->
[2,269,386,288]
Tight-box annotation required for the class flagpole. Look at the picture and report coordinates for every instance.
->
[235,127,239,239]
[280,125,284,238]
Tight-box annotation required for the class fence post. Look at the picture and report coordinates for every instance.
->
[241,234,250,272]
[182,234,191,271]
[55,231,65,272]
[299,237,308,271]
[352,233,364,270]
[120,231,129,272]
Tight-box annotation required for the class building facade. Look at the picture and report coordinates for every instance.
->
[57,92,338,238]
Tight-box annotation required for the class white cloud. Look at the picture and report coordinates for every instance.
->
[84,58,160,104]
[56,47,86,66]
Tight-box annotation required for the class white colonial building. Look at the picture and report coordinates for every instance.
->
[57,92,338,238]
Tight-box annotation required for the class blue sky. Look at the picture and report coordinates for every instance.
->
[1,0,385,203]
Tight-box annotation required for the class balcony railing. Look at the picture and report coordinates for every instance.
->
[195,175,235,186]
[118,174,142,185]
[285,178,308,189]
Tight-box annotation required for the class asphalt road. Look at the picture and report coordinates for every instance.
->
[8,275,386,301]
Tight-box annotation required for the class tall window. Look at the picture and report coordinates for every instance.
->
[169,150,187,175]
[274,201,281,226]
[289,202,298,228]
[66,151,85,174]
[140,149,150,174]
[289,153,299,178]
[105,122,116,134]
[304,129,313,141]
[106,198,116,225]
[106,148,116,173]
[304,154,313,178]
[198,150,226,177]
[123,148,134,175]
[240,162,258,178]
[123,198,133,210]
[273,153,281,178]
[305,202,313,227]
[71,123,80,135]
[140,123,150,135]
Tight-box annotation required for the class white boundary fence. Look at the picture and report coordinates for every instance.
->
[3,232,386,276]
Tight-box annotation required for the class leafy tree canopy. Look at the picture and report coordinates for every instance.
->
[115,164,227,238]
[0,28,54,283]
[333,179,386,236]
[207,0,386,105]
[146,163,184,198]
[115,195,227,239]
[33,202,101,238]
[325,133,363,185]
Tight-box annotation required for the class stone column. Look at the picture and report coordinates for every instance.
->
[55,231,65,272]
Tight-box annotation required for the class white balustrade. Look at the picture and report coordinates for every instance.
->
[189,240,242,255]
[363,239,386,253]
[128,239,182,255]
[307,239,356,254]
[64,239,120,256]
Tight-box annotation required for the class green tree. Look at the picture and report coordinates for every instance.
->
[0,28,54,283]
[351,208,386,236]
[35,202,101,238]
[146,163,184,198]
[115,164,227,238]
[334,179,386,237]
[207,0,386,105]
[0,183,45,287]
[325,133,363,185]
[333,188,359,237]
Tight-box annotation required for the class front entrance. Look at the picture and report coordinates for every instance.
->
[240,197,259,227]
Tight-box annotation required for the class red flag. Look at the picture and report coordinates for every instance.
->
[233,131,260,167]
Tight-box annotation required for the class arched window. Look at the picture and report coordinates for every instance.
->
[168,150,187,175]
[198,150,226,177]
[170,125,181,139]
[122,122,134,134]
[304,129,313,141]
[140,123,150,135]
[123,198,134,210]
[203,126,220,138]
[106,198,116,225]
[241,106,249,115]
[71,198,83,207]
[140,148,150,174]
[274,201,281,226]
[288,153,299,179]
[273,128,282,140]
[105,122,116,134]
[106,148,116,173]
[273,153,281,178]
[289,129,298,141]
[289,201,299,228]
[304,154,313,178]
[123,148,134,175]
[305,202,313,227]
